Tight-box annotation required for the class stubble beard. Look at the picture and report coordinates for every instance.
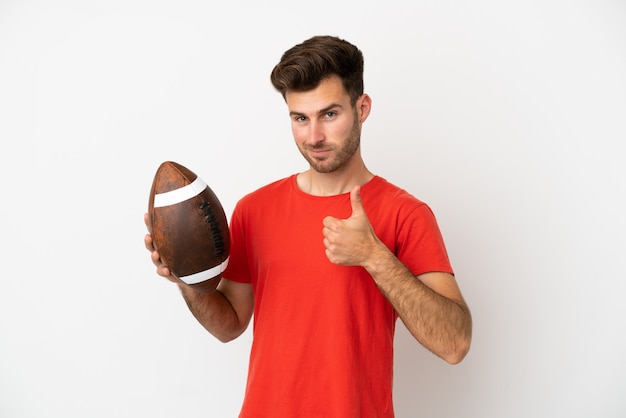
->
[300,116,362,174]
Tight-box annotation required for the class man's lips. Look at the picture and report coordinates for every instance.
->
[308,148,332,158]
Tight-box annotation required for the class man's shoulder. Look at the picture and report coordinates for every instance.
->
[237,175,295,205]
[366,176,425,206]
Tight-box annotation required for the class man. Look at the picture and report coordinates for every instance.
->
[145,35,472,417]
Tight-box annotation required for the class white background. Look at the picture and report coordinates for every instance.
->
[1,1,625,417]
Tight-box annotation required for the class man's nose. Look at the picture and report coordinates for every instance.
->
[307,120,325,145]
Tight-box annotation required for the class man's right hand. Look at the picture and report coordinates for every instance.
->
[144,213,178,284]
[143,213,254,342]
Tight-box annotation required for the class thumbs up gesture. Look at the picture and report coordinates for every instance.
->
[323,186,380,266]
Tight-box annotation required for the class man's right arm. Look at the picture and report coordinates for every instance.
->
[178,278,253,342]
[145,228,254,342]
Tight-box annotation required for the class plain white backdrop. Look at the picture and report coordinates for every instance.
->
[1,1,625,417]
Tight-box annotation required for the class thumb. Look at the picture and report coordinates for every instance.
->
[350,185,365,217]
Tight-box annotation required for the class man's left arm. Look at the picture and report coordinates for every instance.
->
[323,186,472,364]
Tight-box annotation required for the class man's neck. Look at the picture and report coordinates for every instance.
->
[296,163,374,196]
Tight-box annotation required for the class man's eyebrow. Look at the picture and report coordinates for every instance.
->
[289,103,344,118]
[317,103,343,115]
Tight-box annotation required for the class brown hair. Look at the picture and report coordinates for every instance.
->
[270,35,364,105]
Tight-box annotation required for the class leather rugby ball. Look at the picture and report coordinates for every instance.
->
[148,161,229,293]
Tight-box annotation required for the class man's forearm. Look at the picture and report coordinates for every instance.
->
[179,285,248,343]
[364,246,472,364]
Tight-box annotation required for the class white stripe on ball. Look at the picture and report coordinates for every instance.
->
[179,257,229,284]
[153,177,208,208]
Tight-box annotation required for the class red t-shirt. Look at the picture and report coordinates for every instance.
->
[225,175,453,418]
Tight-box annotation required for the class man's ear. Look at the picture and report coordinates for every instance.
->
[357,93,372,123]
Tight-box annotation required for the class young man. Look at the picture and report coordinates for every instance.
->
[145,35,472,417]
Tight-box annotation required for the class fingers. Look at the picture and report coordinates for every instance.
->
[322,215,337,229]
[144,212,153,234]
[322,186,375,266]
[147,242,172,277]
[149,246,174,280]
[144,225,175,280]
[350,185,365,217]
[144,232,155,252]
[156,263,173,279]
[323,186,365,227]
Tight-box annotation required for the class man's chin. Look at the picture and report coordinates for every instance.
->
[310,162,340,174]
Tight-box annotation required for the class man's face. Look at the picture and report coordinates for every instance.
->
[285,75,366,174]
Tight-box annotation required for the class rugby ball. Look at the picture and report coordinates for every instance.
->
[148,161,229,293]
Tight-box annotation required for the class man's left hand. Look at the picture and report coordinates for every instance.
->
[322,186,380,266]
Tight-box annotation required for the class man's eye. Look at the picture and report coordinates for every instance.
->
[295,116,307,122]
[324,111,336,119]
